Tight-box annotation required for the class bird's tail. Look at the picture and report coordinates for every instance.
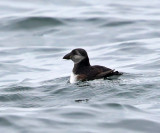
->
[112,70,123,75]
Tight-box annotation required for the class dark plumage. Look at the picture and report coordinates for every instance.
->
[63,48,122,83]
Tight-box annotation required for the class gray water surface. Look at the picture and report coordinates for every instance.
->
[0,0,160,133]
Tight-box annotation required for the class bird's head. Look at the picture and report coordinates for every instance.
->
[63,48,89,64]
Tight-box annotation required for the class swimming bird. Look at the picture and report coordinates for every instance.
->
[63,48,122,83]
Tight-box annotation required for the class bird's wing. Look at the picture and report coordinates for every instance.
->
[95,69,114,79]
[92,65,123,79]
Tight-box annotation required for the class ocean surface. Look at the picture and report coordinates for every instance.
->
[0,0,160,133]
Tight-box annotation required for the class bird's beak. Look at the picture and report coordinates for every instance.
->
[63,52,71,60]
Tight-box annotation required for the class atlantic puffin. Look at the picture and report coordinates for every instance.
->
[63,48,122,83]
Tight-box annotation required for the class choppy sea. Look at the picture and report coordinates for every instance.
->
[0,0,160,133]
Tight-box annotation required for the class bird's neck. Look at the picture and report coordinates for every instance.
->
[73,57,90,74]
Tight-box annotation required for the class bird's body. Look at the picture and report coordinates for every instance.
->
[63,48,122,83]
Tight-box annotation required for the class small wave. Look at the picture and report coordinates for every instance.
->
[99,119,160,133]
[4,86,34,92]
[91,102,146,113]
[101,18,134,27]
[0,117,13,126]
[0,93,25,102]
[4,16,65,30]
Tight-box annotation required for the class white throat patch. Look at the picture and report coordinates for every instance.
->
[70,72,77,83]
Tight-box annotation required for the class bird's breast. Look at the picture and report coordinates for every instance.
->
[70,72,78,83]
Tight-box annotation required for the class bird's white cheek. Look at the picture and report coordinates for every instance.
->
[70,72,78,83]
[71,55,85,64]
